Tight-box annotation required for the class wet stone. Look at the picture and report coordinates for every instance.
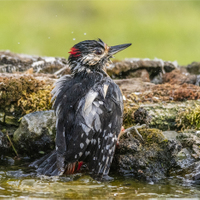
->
[112,127,182,183]
[13,110,56,157]
[170,130,200,183]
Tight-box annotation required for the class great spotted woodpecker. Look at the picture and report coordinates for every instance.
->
[30,39,131,178]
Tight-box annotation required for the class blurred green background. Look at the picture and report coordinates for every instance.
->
[0,1,199,65]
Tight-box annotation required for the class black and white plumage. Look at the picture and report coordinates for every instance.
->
[30,39,131,178]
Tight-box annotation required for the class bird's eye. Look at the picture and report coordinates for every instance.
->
[95,49,103,55]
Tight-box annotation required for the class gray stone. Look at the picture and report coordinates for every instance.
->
[176,148,192,160]
[195,75,200,86]
[107,58,177,80]
[163,131,179,140]
[169,131,200,184]
[13,110,56,157]
[151,74,163,84]
[0,51,69,74]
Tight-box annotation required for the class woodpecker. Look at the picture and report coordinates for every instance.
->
[30,39,131,178]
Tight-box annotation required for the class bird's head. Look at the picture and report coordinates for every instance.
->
[68,39,131,73]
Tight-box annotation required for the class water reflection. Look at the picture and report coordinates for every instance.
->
[0,160,200,199]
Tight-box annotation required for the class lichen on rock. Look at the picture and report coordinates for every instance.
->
[176,103,200,130]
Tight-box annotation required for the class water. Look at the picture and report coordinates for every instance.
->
[1,159,200,199]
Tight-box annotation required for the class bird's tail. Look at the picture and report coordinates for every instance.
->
[30,150,83,176]
[29,150,60,176]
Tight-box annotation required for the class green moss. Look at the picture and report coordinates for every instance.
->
[176,104,200,130]
[18,85,53,115]
[123,102,139,128]
[131,127,167,145]
[0,76,53,122]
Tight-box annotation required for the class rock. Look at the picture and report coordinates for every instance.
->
[195,75,200,86]
[163,131,179,140]
[0,73,55,125]
[13,110,56,157]
[151,73,163,84]
[124,82,200,103]
[186,62,200,75]
[114,78,155,95]
[0,131,8,153]
[172,159,200,184]
[122,69,150,81]
[168,130,200,184]
[113,127,182,182]
[107,58,177,80]
[0,51,178,81]
[0,51,69,74]
[176,148,192,160]
[177,131,200,158]
[163,70,197,85]
[134,107,152,126]
[174,147,195,175]
[142,101,200,131]
[123,100,200,131]
[0,130,14,157]
[0,156,15,165]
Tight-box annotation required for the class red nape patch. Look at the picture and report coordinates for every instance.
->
[68,47,81,57]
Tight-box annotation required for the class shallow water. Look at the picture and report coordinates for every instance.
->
[1,158,200,199]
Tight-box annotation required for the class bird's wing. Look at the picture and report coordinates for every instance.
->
[52,74,85,173]
[52,73,100,173]
[86,80,123,176]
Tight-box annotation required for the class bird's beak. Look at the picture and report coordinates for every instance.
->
[108,43,132,56]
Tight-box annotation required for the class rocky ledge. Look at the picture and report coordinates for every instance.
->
[1,51,200,183]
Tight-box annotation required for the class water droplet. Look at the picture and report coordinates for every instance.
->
[18,42,20,44]
[84,33,87,35]
[71,31,74,34]
[48,37,50,39]
[56,15,57,17]
[73,38,76,40]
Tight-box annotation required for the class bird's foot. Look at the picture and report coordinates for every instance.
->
[118,124,146,142]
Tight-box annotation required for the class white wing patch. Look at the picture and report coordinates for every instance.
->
[103,83,109,98]
[84,90,98,115]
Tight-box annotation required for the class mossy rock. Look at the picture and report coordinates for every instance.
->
[176,104,200,130]
[123,100,200,131]
[114,127,182,182]
[0,75,53,124]
[137,128,167,144]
